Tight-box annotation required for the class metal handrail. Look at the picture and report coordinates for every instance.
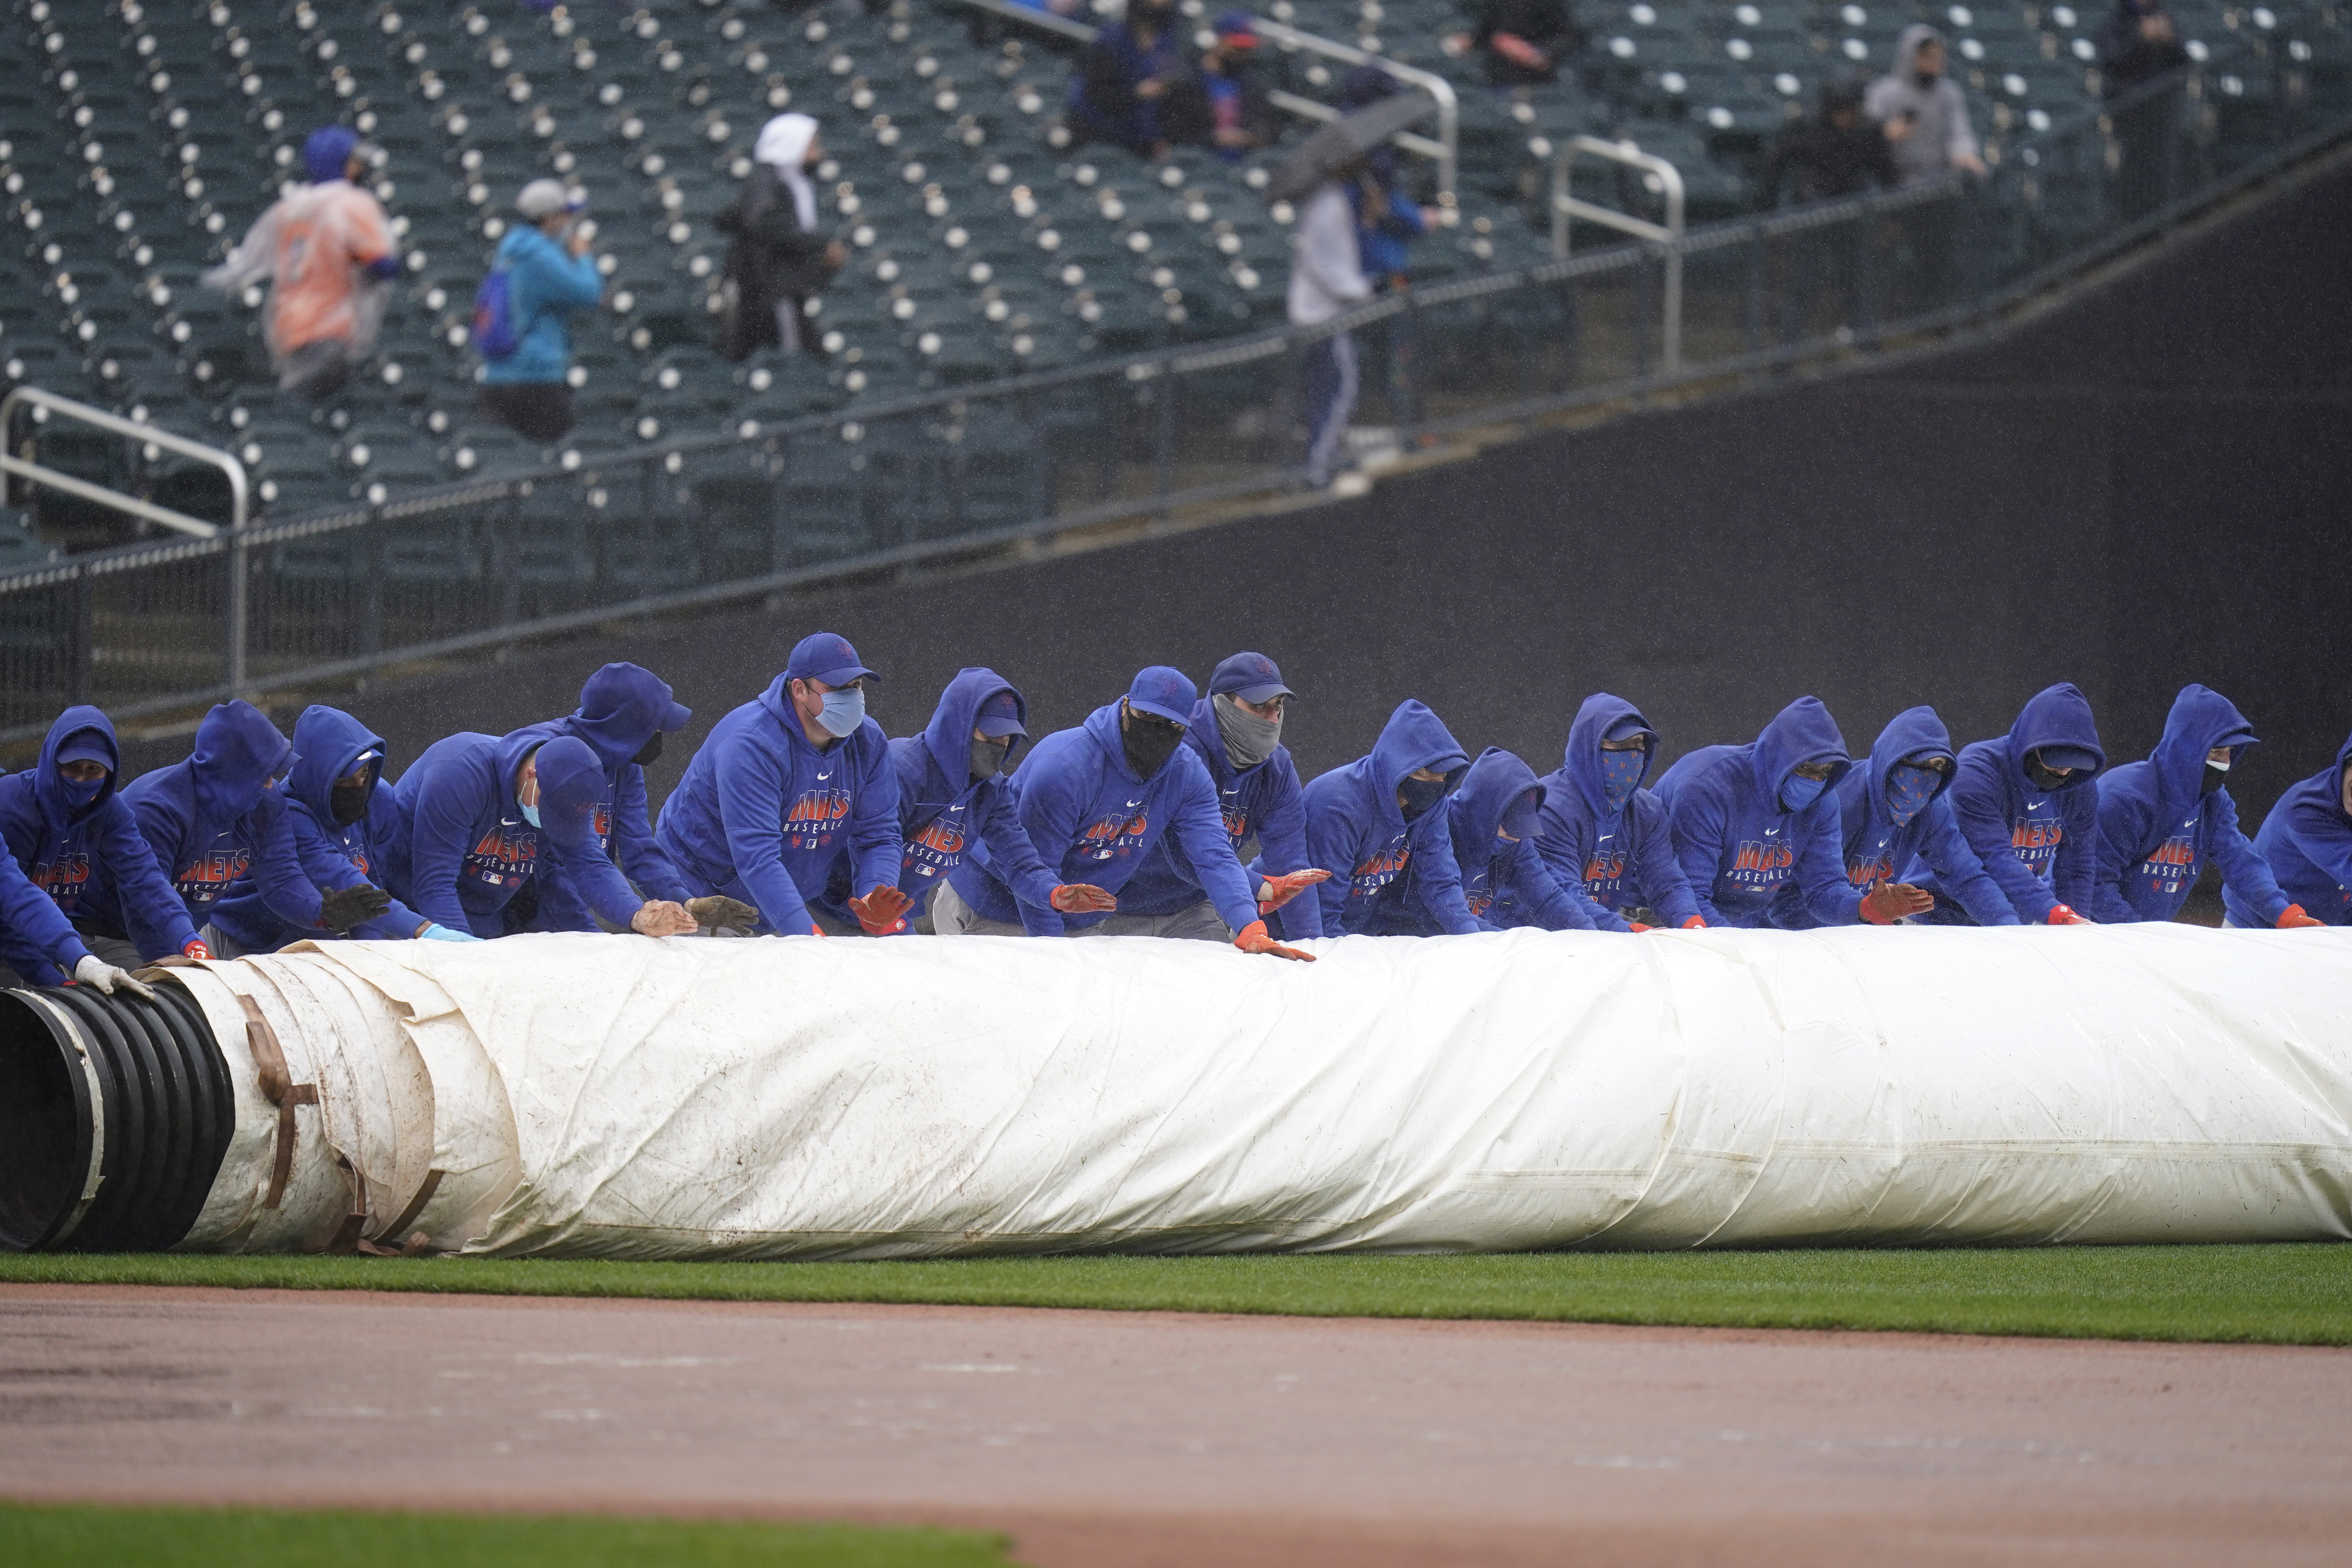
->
[1552,135,1686,371]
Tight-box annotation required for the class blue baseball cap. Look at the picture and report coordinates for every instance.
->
[1604,715,1654,743]
[975,688,1027,739]
[54,729,114,768]
[1127,666,1196,726]
[1209,651,1293,705]
[784,631,880,687]
[2036,744,2101,772]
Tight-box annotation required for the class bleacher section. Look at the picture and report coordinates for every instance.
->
[2,0,2345,550]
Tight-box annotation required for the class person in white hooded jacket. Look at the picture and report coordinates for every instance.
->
[1287,161,1377,488]
[715,113,846,361]
[1865,25,1984,187]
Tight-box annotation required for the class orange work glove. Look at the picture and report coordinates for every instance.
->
[1626,921,1653,932]
[182,937,212,960]
[1256,867,1332,915]
[2277,904,2326,929]
[1050,883,1118,914]
[847,885,912,936]
[2046,904,2093,925]
[1858,881,1935,926]
[1681,916,1706,929]
[1233,918,1314,962]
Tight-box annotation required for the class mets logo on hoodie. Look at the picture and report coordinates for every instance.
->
[1728,837,1796,892]
[1077,808,1150,860]
[1582,846,1628,901]
[172,843,252,905]
[1350,840,1410,897]
[903,806,967,877]
[2136,822,2200,896]
[31,851,91,909]
[463,823,537,886]
[2008,817,2063,875]
[783,787,852,850]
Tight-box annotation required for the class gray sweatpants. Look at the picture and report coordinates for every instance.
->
[931,880,1232,942]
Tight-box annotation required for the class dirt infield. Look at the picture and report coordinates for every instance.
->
[4,1285,2348,1566]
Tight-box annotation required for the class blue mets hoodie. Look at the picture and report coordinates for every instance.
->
[1284,699,1475,938]
[2093,685,2288,925]
[948,699,1260,936]
[2235,727,2352,927]
[385,729,645,938]
[121,701,322,947]
[0,706,198,982]
[1119,694,1319,937]
[653,673,901,935]
[1655,696,1860,929]
[1771,705,2018,929]
[1910,682,2106,924]
[1530,693,1702,931]
[211,705,434,952]
[815,668,1063,932]
[1389,748,1592,934]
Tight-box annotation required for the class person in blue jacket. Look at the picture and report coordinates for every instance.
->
[1530,693,1706,931]
[1768,705,2012,929]
[1655,696,1902,928]
[2234,726,2352,927]
[2093,684,2323,928]
[0,705,210,984]
[209,706,478,953]
[387,731,696,941]
[498,663,706,936]
[813,668,1115,935]
[1286,699,1477,938]
[1117,652,1328,940]
[120,701,352,955]
[477,178,604,444]
[0,835,152,997]
[655,632,908,938]
[1911,682,2105,925]
[935,666,1314,960]
[1386,747,1592,934]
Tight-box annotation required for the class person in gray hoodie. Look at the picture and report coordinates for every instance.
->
[1865,25,1984,187]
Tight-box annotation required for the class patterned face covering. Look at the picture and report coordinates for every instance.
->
[1600,746,1646,812]
[1885,762,1943,828]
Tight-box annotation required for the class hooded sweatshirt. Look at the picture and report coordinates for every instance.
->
[1283,700,1476,938]
[1118,693,1318,937]
[1866,24,1980,186]
[653,674,901,935]
[1530,693,1703,931]
[120,701,322,947]
[1908,683,2107,924]
[948,700,1261,936]
[0,706,198,983]
[2092,684,2288,925]
[209,706,434,952]
[1654,697,1860,929]
[1769,705,2018,930]
[813,668,1064,932]
[1390,748,1592,935]
[2236,728,2352,928]
[384,730,646,938]
[481,221,603,385]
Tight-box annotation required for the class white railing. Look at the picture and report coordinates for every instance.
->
[1552,135,1686,371]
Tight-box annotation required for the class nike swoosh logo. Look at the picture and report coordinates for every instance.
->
[2027,799,2047,810]
[817,772,832,780]
[1126,799,1143,807]
[1764,828,1780,837]
[1597,835,1614,842]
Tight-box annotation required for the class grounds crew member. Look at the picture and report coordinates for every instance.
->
[2235,725,2352,927]
[1911,682,2105,925]
[1388,747,1594,933]
[1283,699,1477,938]
[1530,693,1706,931]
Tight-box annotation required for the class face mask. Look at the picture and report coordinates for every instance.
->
[970,737,1011,781]
[519,801,541,828]
[815,685,866,739]
[1398,775,1448,821]
[1213,693,1282,771]
[632,732,664,767]
[330,781,372,825]
[1915,68,1938,85]
[1599,747,1646,813]
[1884,763,1942,828]
[1780,773,1827,813]
[1122,711,1186,780]
[2024,755,2074,793]
[2201,760,2230,795]
[58,773,105,810]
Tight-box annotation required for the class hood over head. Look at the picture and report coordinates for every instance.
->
[1749,696,1852,806]
[2149,682,2259,808]
[190,700,295,824]
[755,113,820,169]
[303,124,359,184]
[568,662,691,773]
[1451,748,1545,852]
[1893,23,1946,76]
[288,705,386,824]
[923,667,1029,786]
[1563,691,1656,817]
[34,705,121,824]
[1366,699,1472,829]
[1864,704,1957,802]
[2004,682,2107,788]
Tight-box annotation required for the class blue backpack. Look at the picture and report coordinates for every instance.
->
[470,268,521,359]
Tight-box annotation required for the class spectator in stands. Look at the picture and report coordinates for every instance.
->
[202,125,399,404]
[715,113,846,363]
[1908,683,2105,926]
[1530,693,1707,931]
[1289,159,1377,488]
[1450,0,1584,87]
[476,180,603,445]
[1866,27,1984,187]
[1757,76,1901,209]
[2234,726,2352,928]
[2099,0,2192,219]
[1166,15,1280,161]
[1067,0,1191,158]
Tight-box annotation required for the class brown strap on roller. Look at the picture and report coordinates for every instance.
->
[238,994,318,1211]
[321,1163,369,1255]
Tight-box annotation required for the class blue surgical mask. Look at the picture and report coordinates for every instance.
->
[519,801,541,828]
[817,685,866,739]
[1599,747,1646,812]
[1885,762,1942,828]
[1780,773,1827,813]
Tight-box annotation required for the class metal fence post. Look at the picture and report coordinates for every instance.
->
[225,528,248,697]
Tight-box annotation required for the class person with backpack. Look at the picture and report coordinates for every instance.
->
[474,180,603,444]
[713,113,845,362]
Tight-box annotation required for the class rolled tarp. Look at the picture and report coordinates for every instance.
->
[5,926,2350,1257]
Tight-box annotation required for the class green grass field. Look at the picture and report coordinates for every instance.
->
[0,1503,1014,1568]
[4,1244,2349,1345]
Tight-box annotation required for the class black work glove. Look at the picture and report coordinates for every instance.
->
[318,883,394,934]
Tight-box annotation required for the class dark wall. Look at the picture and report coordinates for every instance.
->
[125,151,2352,824]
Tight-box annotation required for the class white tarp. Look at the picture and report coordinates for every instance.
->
[172,925,2352,1258]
